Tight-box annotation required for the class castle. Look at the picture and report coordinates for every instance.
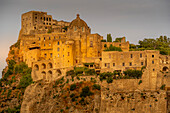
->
[16,11,169,90]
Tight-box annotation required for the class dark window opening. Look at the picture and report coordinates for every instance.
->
[140,53,142,58]
[122,63,125,66]
[130,54,133,58]
[129,62,132,66]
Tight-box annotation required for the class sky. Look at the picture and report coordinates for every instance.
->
[0,0,170,78]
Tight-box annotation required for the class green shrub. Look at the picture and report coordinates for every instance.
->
[4,104,21,113]
[3,69,13,80]
[104,44,107,47]
[123,69,142,79]
[70,84,77,91]
[93,84,101,90]
[10,50,15,55]
[138,80,142,85]
[160,84,166,90]
[70,93,75,98]
[99,72,113,81]
[107,77,113,83]
[14,62,31,74]
[66,79,69,83]
[104,45,122,51]
[7,90,12,98]
[66,70,75,76]
[8,60,16,71]
[19,74,33,89]
[85,69,96,75]
[80,86,93,97]
[141,66,146,71]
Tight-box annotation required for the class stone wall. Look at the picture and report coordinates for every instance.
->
[100,80,167,113]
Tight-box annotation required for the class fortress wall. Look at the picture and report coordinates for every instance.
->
[100,80,167,113]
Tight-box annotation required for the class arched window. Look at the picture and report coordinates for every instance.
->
[163,66,168,71]
[42,63,46,69]
[42,71,46,79]
[58,41,60,45]
[48,63,53,68]
[34,64,39,70]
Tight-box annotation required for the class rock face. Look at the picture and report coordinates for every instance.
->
[21,77,168,113]
[21,78,101,113]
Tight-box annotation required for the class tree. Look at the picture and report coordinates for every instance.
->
[107,34,112,42]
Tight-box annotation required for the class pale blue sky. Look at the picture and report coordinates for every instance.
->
[0,0,170,78]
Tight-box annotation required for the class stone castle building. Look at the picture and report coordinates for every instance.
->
[17,11,169,91]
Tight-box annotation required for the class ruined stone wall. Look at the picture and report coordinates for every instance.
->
[100,80,167,113]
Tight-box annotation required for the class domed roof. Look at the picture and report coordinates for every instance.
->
[69,14,88,29]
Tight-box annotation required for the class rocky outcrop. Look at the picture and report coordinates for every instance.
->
[21,78,101,113]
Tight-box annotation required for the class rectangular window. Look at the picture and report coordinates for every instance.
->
[141,62,143,65]
[140,53,142,58]
[130,54,133,58]
[129,62,132,66]
[152,60,154,64]
[113,63,115,66]
[68,52,70,56]
[122,63,125,66]
[50,53,52,58]
[105,63,107,67]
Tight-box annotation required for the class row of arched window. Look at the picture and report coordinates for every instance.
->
[34,63,53,70]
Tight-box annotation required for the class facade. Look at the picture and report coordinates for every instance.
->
[18,11,169,90]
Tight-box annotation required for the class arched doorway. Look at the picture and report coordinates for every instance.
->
[42,63,46,69]
[56,69,62,76]
[48,63,53,69]
[34,64,39,71]
[163,66,168,71]
[42,71,46,79]
[47,70,52,80]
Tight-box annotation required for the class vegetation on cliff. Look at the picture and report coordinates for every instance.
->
[21,75,101,112]
[104,44,122,51]
[99,69,143,83]
[130,36,170,55]
[0,61,32,113]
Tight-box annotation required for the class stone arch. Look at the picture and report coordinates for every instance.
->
[48,62,53,69]
[42,71,46,79]
[56,69,62,76]
[42,63,46,69]
[34,64,39,71]
[163,66,168,71]
[47,70,52,80]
